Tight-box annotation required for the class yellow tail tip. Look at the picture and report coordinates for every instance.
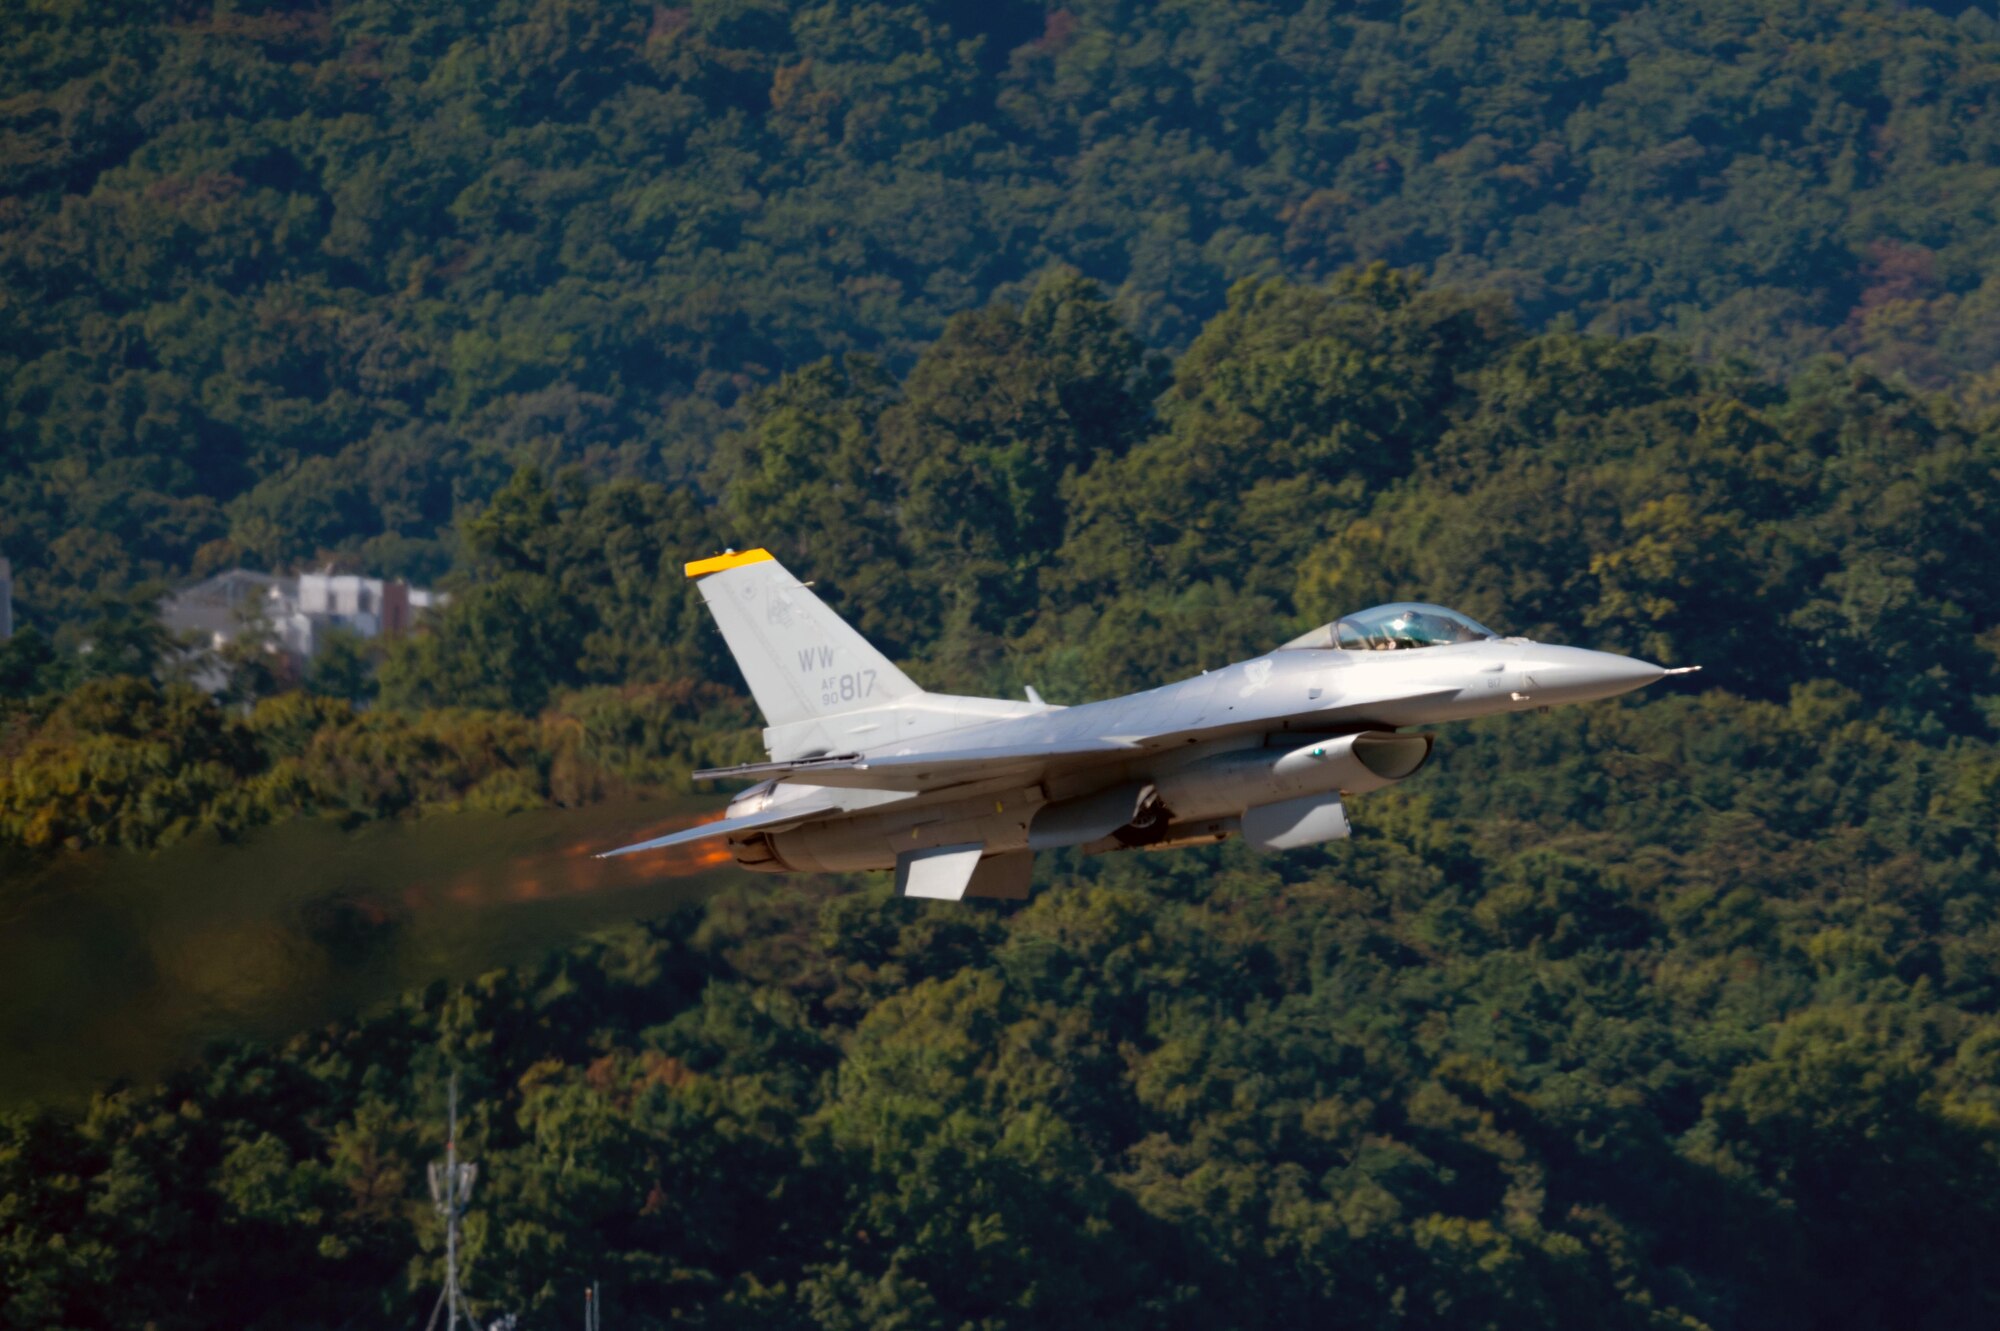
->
[684,548,775,579]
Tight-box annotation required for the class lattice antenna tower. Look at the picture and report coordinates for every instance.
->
[423,1073,480,1331]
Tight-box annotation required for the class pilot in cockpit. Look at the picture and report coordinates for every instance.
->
[1281,603,1499,652]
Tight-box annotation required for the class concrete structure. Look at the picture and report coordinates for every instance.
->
[158,568,285,651]
[159,567,446,688]
[275,571,445,656]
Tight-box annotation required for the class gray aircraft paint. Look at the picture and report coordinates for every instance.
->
[600,550,1694,900]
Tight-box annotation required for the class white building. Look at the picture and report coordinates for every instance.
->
[158,569,285,651]
[160,567,447,684]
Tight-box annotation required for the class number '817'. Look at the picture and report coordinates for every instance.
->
[821,671,876,705]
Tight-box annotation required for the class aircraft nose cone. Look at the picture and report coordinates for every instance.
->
[1524,647,1667,703]
[1594,652,1667,693]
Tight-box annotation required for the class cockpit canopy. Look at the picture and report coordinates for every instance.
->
[1279,602,1500,652]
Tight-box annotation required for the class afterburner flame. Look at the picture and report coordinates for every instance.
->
[0,799,754,1106]
[424,811,732,910]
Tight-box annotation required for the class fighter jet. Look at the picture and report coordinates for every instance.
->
[598,549,1694,900]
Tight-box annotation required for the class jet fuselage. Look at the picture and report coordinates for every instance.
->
[596,551,1688,902]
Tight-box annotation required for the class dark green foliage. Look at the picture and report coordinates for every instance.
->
[0,628,65,701]
[718,270,1164,661]
[5,267,2000,1326]
[9,0,2000,635]
[0,674,753,852]
[7,3,2000,1312]
[304,626,379,705]
[704,270,2000,730]
[377,465,729,714]
[9,684,2000,1328]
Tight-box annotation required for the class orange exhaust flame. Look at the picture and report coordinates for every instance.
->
[418,811,734,910]
[0,799,759,1106]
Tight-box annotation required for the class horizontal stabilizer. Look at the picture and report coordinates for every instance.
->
[695,739,1139,793]
[594,800,838,859]
[692,752,864,782]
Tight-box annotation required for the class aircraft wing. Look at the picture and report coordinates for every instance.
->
[690,685,1467,796]
[594,800,841,859]
[693,739,1142,793]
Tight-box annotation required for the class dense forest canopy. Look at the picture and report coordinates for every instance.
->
[6,0,2000,625]
[7,1,2000,1327]
[5,264,2000,1327]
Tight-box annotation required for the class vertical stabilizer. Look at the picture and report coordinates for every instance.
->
[686,549,922,730]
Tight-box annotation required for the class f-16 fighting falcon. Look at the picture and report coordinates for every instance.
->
[599,549,1697,900]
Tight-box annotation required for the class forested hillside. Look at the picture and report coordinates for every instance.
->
[6,266,2000,1328]
[8,0,2000,1326]
[7,0,2000,625]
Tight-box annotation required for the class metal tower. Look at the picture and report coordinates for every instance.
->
[424,1074,479,1331]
